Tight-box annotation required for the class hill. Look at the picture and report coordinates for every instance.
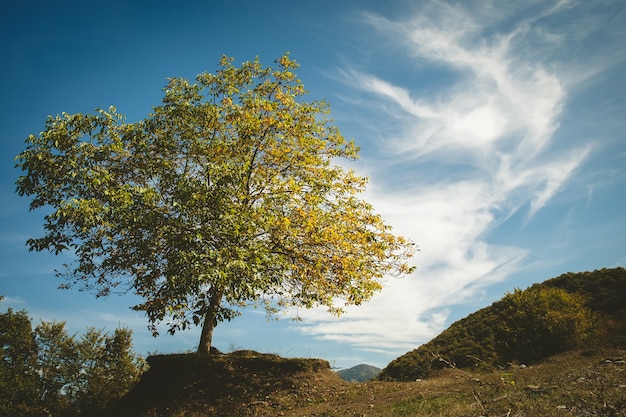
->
[378,267,626,381]
[100,267,626,416]
[102,348,626,416]
[337,363,381,382]
[101,350,346,417]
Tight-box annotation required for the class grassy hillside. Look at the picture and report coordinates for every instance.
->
[100,267,626,416]
[378,267,626,382]
[102,348,626,416]
[101,350,338,417]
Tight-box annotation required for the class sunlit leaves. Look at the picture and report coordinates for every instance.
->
[15,54,416,352]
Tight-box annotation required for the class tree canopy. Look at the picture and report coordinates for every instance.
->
[15,54,416,354]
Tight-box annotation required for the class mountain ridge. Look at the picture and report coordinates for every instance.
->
[337,363,381,382]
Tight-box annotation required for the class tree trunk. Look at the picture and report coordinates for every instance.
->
[197,287,224,355]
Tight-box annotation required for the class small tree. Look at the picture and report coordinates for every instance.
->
[16,54,415,354]
[74,327,144,414]
[34,321,80,414]
[0,306,39,417]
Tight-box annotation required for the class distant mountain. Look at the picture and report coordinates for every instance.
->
[379,267,626,382]
[337,364,381,382]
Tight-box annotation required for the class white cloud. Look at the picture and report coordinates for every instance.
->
[294,1,598,354]
[1,295,27,307]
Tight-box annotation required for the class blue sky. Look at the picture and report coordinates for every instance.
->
[1,0,625,370]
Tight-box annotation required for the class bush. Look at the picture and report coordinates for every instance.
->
[493,287,595,363]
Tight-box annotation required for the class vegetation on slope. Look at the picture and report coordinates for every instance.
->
[378,267,626,382]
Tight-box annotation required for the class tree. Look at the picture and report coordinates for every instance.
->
[34,320,80,415]
[34,323,144,415]
[73,327,144,414]
[0,306,39,417]
[16,54,416,355]
[1,299,144,416]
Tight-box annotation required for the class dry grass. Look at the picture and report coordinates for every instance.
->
[104,348,626,417]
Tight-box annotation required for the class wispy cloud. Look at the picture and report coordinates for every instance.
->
[294,0,604,355]
[1,295,27,307]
